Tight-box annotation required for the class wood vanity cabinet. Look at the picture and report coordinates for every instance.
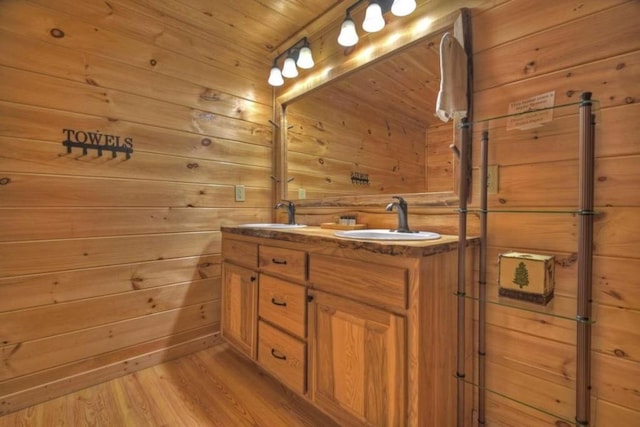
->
[309,290,406,426]
[221,239,259,359]
[221,228,472,427]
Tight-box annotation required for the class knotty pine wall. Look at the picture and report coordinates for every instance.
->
[286,93,440,199]
[470,1,640,425]
[292,0,640,425]
[0,0,272,414]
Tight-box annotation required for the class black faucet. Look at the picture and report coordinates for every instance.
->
[275,200,296,225]
[385,196,412,233]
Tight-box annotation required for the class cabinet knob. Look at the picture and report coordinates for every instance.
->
[250,276,257,282]
[307,295,314,303]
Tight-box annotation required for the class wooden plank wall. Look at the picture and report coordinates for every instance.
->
[0,0,272,414]
[469,1,640,425]
[285,91,429,200]
[293,0,640,425]
[286,100,455,200]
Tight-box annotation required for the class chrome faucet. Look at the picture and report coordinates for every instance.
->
[385,196,412,233]
[275,200,296,225]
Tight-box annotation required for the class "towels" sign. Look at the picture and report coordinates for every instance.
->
[62,128,134,159]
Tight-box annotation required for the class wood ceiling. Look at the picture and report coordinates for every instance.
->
[155,0,445,127]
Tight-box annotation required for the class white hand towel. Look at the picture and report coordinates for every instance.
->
[435,32,468,122]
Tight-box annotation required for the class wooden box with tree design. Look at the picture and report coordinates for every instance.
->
[498,252,555,305]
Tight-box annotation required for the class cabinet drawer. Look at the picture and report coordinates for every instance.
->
[259,275,306,339]
[222,238,258,268]
[258,321,306,394]
[259,245,306,281]
[309,253,408,310]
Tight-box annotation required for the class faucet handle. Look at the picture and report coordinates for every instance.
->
[392,196,407,206]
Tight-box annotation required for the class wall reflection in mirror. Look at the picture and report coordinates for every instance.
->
[283,27,462,202]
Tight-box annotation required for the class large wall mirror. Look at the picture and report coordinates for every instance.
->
[275,8,472,207]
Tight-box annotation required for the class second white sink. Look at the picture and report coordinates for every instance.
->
[335,229,441,241]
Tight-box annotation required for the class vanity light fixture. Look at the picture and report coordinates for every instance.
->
[362,1,385,33]
[337,0,417,47]
[391,0,416,17]
[267,37,315,87]
[337,14,359,47]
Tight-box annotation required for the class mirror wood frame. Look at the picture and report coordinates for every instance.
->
[273,8,472,209]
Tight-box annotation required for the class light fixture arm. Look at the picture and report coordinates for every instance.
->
[272,37,311,66]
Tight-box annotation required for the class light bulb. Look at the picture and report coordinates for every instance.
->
[268,66,284,86]
[337,17,359,47]
[391,0,416,17]
[297,46,314,69]
[281,56,298,78]
[363,2,385,33]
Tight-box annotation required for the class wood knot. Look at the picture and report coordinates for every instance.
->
[625,97,635,104]
[0,177,10,185]
[498,198,507,204]
[318,158,324,165]
[616,63,626,70]
[187,162,199,169]
[201,138,212,146]
[200,90,220,101]
[50,28,65,38]
[524,61,536,74]
[598,176,607,182]
[614,348,627,357]
[149,59,157,66]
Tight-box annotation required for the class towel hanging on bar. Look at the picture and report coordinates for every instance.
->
[435,32,468,122]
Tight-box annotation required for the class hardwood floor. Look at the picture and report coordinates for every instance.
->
[0,343,339,427]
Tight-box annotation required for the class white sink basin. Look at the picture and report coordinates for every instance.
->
[335,229,441,241]
[238,223,307,229]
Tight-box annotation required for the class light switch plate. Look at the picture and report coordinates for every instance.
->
[235,185,245,202]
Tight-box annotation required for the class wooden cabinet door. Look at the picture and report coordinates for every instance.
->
[221,262,258,359]
[309,291,406,426]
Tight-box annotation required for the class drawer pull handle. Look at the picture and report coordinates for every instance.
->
[250,276,257,282]
[271,298,287,307]
[272,258,288,265]
[271,349,287,360]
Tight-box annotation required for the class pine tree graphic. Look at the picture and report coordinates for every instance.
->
[512,262,529,289]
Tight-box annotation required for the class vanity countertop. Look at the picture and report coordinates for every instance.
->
[221,226,479,258]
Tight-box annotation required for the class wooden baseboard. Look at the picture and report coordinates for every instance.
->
[0,330,222,416]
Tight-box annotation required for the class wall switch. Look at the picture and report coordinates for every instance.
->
[298,188,306,199]
[234,185,245,202]
[487,165,499,194]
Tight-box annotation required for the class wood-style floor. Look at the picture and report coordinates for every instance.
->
[0,343,339,427]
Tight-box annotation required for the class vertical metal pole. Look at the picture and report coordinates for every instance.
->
[478,130,488,425]
[456,9,473,425]
[456,120,471,426]
[576,92,594,426]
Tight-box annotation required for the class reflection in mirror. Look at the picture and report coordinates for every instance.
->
[281,14,468,205]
